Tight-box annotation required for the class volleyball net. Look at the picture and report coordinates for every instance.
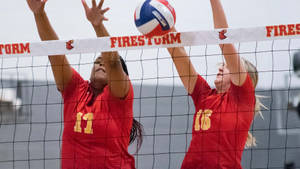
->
[1,23,300,169]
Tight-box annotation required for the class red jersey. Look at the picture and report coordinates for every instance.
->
[181,74,255,169]
[61,69,135,169]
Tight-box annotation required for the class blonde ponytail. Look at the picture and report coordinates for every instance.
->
[242,58,268,148]
[245,95,268,148]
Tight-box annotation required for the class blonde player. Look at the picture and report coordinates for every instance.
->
[168,0,261,168]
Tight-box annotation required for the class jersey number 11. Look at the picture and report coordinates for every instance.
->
[74,112,94,134]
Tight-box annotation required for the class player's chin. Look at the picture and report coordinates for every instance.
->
[214,79,225,88]
[91,75,107,86]
[214,79,220,86]
[214,77,223,84]
[93,71,106,80]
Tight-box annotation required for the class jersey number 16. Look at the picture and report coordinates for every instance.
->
[194,109,213,131]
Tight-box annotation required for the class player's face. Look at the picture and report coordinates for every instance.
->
[90,56,108,89]
[214,63,231,93]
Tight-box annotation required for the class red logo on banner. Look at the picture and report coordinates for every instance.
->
[66,40,74,50]
[266,24,300,37]
[219,29,227,40]
[110,32,182,48]
[0,43,30,55]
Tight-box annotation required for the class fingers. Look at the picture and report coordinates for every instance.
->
[101,7,109,21]
[81,0,89,12]
[101,7,109,14]
[98,0,104,9]
[92,0,97,8]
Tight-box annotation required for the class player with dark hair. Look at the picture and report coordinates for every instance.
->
[26,0,143,168]
[168,0,262,168]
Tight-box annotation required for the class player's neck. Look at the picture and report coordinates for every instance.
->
[216,85,230,94]
[90,83,105,96]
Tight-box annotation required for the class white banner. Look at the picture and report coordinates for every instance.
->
[0,23,300,58]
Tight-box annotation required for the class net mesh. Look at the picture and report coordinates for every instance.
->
[1,27,300,169]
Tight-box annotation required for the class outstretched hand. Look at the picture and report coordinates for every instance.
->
[27,0,47,14]
[82,0,110,26]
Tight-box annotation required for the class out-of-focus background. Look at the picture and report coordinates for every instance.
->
[1,0,300,168]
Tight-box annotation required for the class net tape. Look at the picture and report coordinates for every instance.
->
[1,23,300,57]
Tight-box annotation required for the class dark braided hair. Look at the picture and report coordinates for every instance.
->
[120,56,144,152]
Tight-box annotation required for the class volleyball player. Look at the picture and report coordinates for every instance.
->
[168,0,262,168]
[26,0,142,168]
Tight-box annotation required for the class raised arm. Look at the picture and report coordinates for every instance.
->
[27,0,73,92]
[167,28,198,94]
[210,0,247,86]
[82,0,129,98]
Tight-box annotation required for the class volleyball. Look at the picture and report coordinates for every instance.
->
[134,0,176,37]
